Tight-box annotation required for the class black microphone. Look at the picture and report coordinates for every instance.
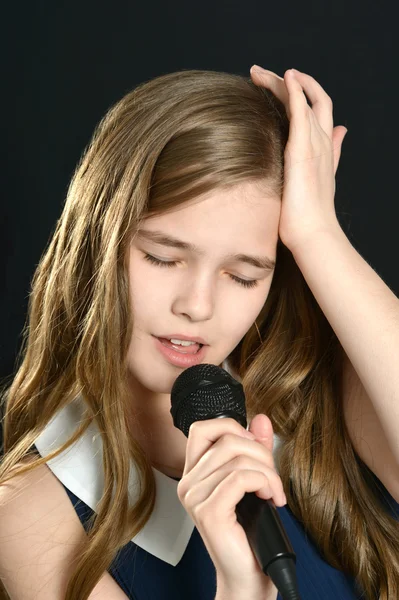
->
[170,363,301,600]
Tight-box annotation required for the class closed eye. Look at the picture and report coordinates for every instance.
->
[142,253,259,289]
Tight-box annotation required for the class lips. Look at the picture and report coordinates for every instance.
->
[153,335,207,367]
[155,334,208,346]
[157,337,202,354]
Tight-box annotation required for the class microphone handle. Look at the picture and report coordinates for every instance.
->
[236,493,301,600]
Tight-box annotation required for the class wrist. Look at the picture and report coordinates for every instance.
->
[216,580,278,600]
[285,222,347,258]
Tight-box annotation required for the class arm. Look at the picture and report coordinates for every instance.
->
[0,461,129,600]
[291,227,399,469]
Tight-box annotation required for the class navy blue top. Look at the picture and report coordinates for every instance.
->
[61,470,399,600]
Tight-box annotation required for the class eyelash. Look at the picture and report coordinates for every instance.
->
[142,253,259,289]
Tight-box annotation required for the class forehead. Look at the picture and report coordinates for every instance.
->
[143,181,281,245]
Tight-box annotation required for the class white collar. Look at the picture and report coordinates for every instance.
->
[34,361,282,566]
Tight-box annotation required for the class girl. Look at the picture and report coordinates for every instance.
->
[0,66,398,600]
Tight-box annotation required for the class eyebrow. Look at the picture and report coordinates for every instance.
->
[136,229,276,271]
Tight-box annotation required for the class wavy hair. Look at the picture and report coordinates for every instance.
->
[1,69,398,599]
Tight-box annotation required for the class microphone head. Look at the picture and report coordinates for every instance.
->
[170,363,247,437]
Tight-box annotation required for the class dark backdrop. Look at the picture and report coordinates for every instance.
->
[1,2,398,440]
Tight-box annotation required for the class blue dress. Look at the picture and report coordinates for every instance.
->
[61,470,399,600]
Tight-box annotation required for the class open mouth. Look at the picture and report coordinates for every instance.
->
[157,337,203,354]
[153,335,207,367]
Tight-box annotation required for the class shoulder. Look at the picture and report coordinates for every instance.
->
[0,456,128,599]
[0,456,86,598]
[0,454,71,526]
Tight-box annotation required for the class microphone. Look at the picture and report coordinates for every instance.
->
[170,363,301,600]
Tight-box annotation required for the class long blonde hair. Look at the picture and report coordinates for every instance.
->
[1,69,398,599]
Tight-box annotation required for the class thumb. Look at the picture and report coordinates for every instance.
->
[333,126,348,175]
[248,414,274,452]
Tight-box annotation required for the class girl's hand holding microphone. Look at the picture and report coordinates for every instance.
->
[177,413,286,600]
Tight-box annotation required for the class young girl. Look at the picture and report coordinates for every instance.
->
[0,66,398,600]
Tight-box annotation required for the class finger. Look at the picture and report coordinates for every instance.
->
[223,458,285,504]
[250,66,291,120]
[287,69,334,140]
[283,69,313,146]
[198,433,276,476]
[183,418,255,477]
[205,469,285,521]
[248,414,274,454]
[193,471,271,528]
[179,433,277,499]
[182,462,286,511]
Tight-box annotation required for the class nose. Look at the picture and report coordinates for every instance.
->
[171,274,215,322]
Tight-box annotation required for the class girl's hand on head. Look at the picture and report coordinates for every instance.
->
[250,66,348,254]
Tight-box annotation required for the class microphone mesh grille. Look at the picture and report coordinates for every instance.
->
[170,364,246,437]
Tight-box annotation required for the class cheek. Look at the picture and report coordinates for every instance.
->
[128,262,160,316]
[225,285,270,343]
[130,284,165,319]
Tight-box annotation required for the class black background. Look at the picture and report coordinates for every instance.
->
[2,1,398,388]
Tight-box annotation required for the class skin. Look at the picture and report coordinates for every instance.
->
[125,179,281,477]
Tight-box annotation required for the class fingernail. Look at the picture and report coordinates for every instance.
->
[243,430,256,439]
[251,64,267,74]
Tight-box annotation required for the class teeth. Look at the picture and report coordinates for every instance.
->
[170,338,197,346]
